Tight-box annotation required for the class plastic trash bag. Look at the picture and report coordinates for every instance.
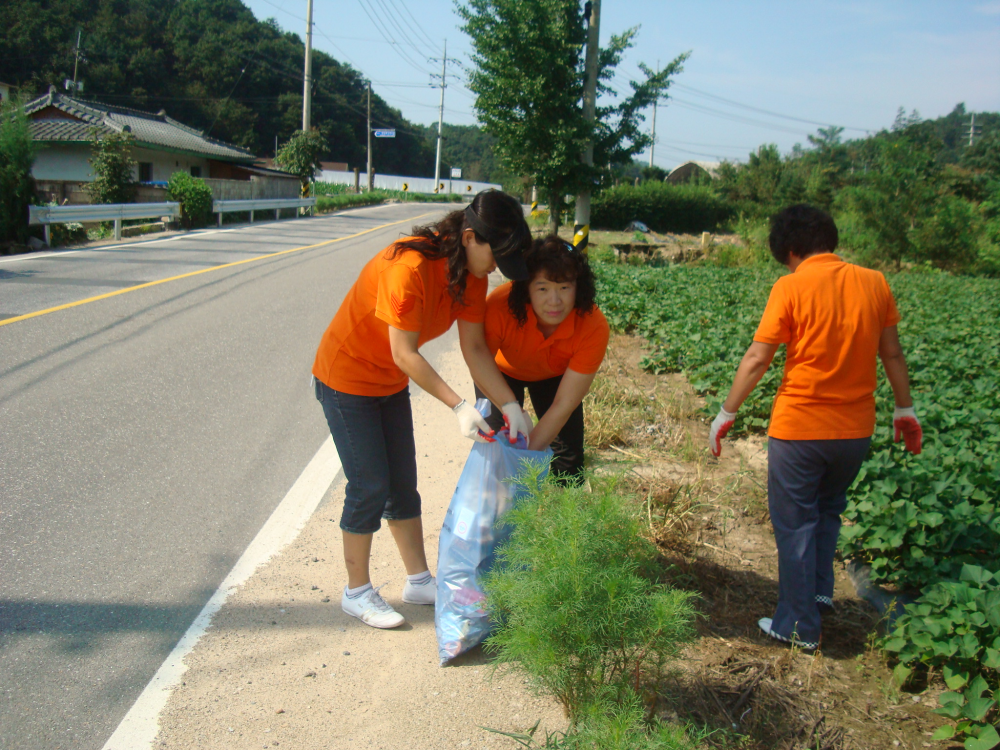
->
[435,400,552,665]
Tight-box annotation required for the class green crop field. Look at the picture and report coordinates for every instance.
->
[594,261,1000,744]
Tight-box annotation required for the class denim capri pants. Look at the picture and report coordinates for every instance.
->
[315,378,422,534]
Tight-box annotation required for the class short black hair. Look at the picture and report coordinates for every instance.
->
[768,204,839,265]
[507,235,597,326]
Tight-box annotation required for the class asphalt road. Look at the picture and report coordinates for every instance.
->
[0,203,455,750]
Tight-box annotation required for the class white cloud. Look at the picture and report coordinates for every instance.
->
[974,2,1000,15]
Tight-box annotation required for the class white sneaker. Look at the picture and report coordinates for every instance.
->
[402,575,437,605]
[341,585,405,629]
[758,617,818,651]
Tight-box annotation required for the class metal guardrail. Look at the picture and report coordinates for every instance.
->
[212,197,317,226]
[28,202,181,245]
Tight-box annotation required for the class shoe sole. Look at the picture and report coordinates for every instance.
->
[342,606,405,629]
[401,595,435,605]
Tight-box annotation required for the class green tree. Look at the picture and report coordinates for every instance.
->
[0,94,37,245]
[275,128,327,195]
[458,0,687,231]
[87,129,137,205]
[838,130,941,270]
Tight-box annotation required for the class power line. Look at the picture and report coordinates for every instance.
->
[387,0,439,50]
[671,82,871,133]
[670,98,812,136]
[356,0,432,76]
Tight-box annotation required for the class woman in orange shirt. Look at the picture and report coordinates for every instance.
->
[710,204,920,651]
[477,235,610,483]
[312,190,533,630]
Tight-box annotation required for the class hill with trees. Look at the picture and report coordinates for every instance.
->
[0,0,434,174]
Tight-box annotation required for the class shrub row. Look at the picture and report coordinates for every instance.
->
[591,182,736,234]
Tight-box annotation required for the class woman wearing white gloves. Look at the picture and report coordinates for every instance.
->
[312,190,532,629]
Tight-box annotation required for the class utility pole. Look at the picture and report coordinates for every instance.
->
[969,113,978,147]
[72,29,82,91]
[302,0,313,130]
[431,40,448,194]
[367,80,374,191]
[648,61,658,168]
[573,0,600,252]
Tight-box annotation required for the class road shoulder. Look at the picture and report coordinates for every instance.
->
[152,331,565,750]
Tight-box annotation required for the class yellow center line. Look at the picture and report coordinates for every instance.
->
[0,211,436,329]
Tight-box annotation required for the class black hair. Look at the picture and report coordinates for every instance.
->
[507,235,597,326]
[388,189,530,303]
[768,203,839,265]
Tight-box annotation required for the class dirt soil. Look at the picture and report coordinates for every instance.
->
[152,336,565,750]
[590,335,951,750]
[152,326,952,750]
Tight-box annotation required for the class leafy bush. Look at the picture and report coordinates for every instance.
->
[591,182,735,234]
[0,94,37,244]
[912,194,982,271]
[87,129,137,205]
[483,472,698,722]
[884,565,1000,749]
[839,273,1000,591]
[167,171,213,229]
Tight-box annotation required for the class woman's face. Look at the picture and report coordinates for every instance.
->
[462,228,497,279]
[528,271,577,329]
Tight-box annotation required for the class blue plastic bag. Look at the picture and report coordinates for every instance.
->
[435,401,552,665]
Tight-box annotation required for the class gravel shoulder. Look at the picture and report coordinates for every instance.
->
[153,331,565,750]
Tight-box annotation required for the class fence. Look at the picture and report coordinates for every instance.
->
[317,170,501,196]
[28,202,181,245]
[203,176,301,201]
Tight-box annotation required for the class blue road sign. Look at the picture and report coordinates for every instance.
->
[373,129,396,138]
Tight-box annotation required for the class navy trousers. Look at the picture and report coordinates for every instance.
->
[767,436,871,646]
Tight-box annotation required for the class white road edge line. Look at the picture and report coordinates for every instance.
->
[101,435,342,750]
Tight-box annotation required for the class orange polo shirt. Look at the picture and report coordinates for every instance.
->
[484,282,610,382]
[312,239,488,396]
[753,253,901,440]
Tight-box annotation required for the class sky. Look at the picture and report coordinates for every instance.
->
[243,0,1000,171]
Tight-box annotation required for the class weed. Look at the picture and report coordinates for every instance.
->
[483,472,699,722]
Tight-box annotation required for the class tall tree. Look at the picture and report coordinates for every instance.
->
[458,0,687,231]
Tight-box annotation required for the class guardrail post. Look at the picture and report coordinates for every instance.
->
[114,219,121,241]
[44,225,51,247]
[250,209,254,224]
[276,208,280,221]
[218,212,222,228]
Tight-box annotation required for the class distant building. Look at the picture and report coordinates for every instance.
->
[665,161,721,184]
[0,81,13,102]
[24,88,298,203]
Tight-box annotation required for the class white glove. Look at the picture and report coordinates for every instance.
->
[501,401,531,446]
[453,399,495,443]
[708,407,737,457]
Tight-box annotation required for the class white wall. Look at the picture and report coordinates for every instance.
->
[0,83,10,102]
[32,145,93,181]
[31,144,210,183]
[132,146,209,183]
[318,170,501,196]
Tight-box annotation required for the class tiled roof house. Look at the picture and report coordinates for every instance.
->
[26,87,258,185]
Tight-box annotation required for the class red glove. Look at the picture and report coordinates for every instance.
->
[708,407,737,457]
[893,406,922,455]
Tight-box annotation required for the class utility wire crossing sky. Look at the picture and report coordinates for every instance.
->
[245,0,1000,169]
